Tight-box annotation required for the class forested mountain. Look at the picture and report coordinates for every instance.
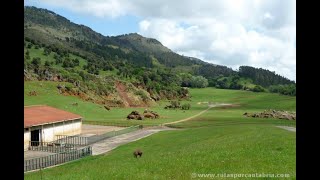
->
[239,66,294,87]
[24,6,295,99]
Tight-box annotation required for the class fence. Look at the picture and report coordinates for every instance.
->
[54,135,88,146]
[28,125,143,154]
[24,146,92,172]
[83,120,134,127]
[29,141,77,153]
[87,125,143,145]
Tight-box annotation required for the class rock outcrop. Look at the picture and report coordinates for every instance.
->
[244,110,296,120]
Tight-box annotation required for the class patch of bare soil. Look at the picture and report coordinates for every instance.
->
[115,81,147,107]
[218,104,241,109]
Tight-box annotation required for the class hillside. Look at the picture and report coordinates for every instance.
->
[24,6,296,105]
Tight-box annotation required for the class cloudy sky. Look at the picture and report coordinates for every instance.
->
[25,0,296,81]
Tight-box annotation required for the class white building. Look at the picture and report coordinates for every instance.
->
[24,105,82,151]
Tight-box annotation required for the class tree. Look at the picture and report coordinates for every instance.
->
[43,48,51,56]
[31,57,41,67]
[44,60,51,67]
[178,73,193,87]
[62,58,75,68]
[25,50,30,60]
[72,58,80,66]
[31,57,41,73]
[190,76,209,88]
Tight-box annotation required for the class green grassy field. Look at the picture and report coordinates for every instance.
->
[24,81,208,126]
[25,125,296,179]
[25,81,295,127]
[24,83,296,179]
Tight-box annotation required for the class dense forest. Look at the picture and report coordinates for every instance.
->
[24,6,295,97]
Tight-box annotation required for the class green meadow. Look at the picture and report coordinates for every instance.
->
[24,81,208,126]
[24,83,296,179]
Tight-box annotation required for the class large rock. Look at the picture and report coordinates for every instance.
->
[127,111,144,120]
[144,112,155,119]
[143,109,159,119]
[127,114,136,120]
[243,109,296,120]
[137,115,144,120]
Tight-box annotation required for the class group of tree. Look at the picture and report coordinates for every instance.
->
[178,73,209,88]
[268,84,296,96]
[238,66,294,87]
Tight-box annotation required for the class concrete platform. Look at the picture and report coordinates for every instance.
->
[81,124,125,135]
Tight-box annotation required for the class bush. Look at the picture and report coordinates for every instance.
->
[31,57,41,69]
[55,57,63,64]
[181,103,191,110]
[73,58,80,66]
[65,84,73,91]
[252,85,265,92]
[135,90,149,101]
[44,60,50,67]
[170,100,181,108]
[43,48,51,56]
[62,58,75,68]
[269,84,296,96]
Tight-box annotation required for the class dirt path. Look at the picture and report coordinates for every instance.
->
[162,103,232,126]
[91,126,175,155]
[91,103,232,155]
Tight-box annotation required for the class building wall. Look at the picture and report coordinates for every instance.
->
[24,129,30,151]
[24,119,82,151]
[41,119,82,142]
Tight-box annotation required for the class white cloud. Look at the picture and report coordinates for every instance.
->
[29,0,133,18]
[28,0,296,81]
[263,12,274,20]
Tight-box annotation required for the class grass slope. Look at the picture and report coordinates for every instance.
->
[24,81,207,126]
[25,125,295,179]
[25,87,296,179]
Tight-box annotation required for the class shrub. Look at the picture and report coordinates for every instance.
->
[181,103,191,110]
[252,85,265,92]
[170,100,181,108]
[65,84,73,91]
[135,90,149,101]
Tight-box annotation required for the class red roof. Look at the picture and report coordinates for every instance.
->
[24,105,82,128]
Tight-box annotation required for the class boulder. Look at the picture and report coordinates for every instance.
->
[127,114,136,120]
[144,112,155,119]
[127,111,144,120]
[243,109,296,120]
[137,115,144,120]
